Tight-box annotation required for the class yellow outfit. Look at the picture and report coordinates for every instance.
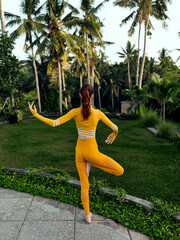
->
[30,107,124,215]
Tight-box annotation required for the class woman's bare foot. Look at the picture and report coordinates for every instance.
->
[86,161,93,177]
[85,212,92,224]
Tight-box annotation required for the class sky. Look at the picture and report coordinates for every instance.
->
[2,0,180,65]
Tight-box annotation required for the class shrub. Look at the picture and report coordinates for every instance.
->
[156,121,176,139]
[140,110,159,127]
[0,169,179,240]
[150,197,180,220]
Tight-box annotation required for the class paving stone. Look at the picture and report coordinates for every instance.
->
[75,221,130,240]
[17,220,74,240]
[0,187,33,198]
[25,196,75,221]
[0,221,22,240]
[129,229,150,240]
[97,219,130,238]
[0,197,32,221]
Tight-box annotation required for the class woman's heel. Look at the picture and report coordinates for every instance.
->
[85,212,92,224]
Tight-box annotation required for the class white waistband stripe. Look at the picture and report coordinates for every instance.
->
[78,128,96,138]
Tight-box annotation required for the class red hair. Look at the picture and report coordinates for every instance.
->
[80,84,94,119]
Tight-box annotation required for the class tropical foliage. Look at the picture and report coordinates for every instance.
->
[0,0,178,121]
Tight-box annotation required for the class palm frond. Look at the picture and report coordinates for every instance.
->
[103,41,114,45]
[89,0,109,15]
[10,24,27,41]
[35,1,46,16]
[128,11,139,36]
[4,11,20,19]
[6,18,22,28]
[58,0,67,19]
[36,35,50,56]
[66,3,79,15]
[120,11,136,27]
[114,0,137,9]
[26,32,48,52]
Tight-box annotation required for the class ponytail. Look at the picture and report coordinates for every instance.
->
[80,84,94,119]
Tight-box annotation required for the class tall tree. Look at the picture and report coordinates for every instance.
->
[0,0,5,33]
[117,40,136,89]
[5,0,45,112]
[0,33,22,112]
[34,0,83,114]
[114,0,143,86]
[138,0,171,89]
[78,0,108,84]
[71,57,87,89]
[148,73,175,121]
[114,0,171,89]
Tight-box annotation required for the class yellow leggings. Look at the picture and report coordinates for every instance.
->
[75,137,124,215]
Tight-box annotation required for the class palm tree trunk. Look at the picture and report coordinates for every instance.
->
[91,65,94,107]
[136,22,141,85]
[139,17,149,89]
[0,97,10,110]
[62,67,67,109]
[30,32,41,112]
[127,60,132,90]
[117,86,120,113]
[58,58,62,115]
[10,93,15,113]
[31,47,41,113]
[111,87,114,111]
[0,0,5,34]
[86,32,90,84]
[163,102,166,122]
[97,84,101,110]
[160,103,163,120]
[80,74,82,89]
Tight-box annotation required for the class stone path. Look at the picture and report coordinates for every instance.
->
[0,187,150,240]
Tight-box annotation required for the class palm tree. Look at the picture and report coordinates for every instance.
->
[0,0,5,33]
[71,57,87,89]
[114,0,144,86]
[117,40,136,90]
[78,0,108,84]
[148,73,175,121]
[114,0,171,89]
[34,0,83,114]
[5,0,45,112]
[138,0,171,89]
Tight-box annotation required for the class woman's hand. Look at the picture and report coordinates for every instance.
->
[28,101,37,113]
[105,133,114,144]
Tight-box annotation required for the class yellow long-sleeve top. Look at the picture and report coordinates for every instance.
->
[30,107,118,140]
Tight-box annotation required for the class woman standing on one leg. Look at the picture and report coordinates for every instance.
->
[28,84,124,224]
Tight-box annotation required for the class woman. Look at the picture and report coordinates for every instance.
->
[28,84,124,224]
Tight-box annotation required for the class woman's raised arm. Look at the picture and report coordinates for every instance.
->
[28,102,75,127]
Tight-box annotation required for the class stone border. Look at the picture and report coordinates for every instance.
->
[2,167,180,221]
[146,127,157,134]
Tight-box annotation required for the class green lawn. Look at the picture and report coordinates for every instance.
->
[0,117,179,205]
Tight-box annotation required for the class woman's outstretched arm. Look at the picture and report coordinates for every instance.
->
[28,102,75,127]
[99,110,118,144]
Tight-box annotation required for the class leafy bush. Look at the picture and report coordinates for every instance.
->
[140,110,159,127]
[150,197,180,220]
[156,121,176,139]
[0,169,179,239]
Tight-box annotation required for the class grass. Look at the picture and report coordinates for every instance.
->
[0,117,180,205]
